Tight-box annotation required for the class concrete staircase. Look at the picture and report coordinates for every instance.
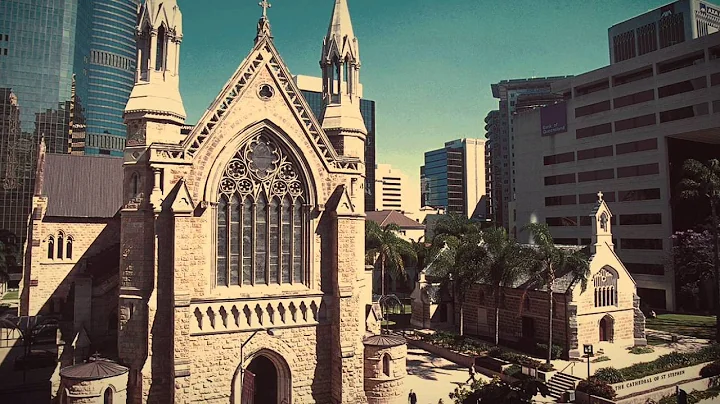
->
[547,372,583,400]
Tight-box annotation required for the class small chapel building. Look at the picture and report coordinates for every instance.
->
[19,1,409,403]
[412,192,647,359]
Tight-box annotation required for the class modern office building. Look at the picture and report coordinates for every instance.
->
[488,77,570,228]
[0,0,137,277]
[512,31,720,311]
[374,163,415,213]
[84,0,139,156]
[420,138,487,219]
[293,75,377,211]
[609,0,720,64]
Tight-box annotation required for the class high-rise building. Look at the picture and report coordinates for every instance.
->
[511,30,720,311]
[84,0,139,156]
[609,0,720,64]
[375,163,414,213]
[0,0,137,273]
[293,75,377,211]
[488,77,570,228]
[420,138,487,219]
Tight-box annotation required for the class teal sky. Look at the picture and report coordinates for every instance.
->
[178,0,671,192]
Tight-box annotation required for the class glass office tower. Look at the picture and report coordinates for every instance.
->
[84,0,138,156]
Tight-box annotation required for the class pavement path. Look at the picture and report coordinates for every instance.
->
[404,346,490,404]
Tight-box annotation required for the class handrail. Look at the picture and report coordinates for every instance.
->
[558,361,576,377]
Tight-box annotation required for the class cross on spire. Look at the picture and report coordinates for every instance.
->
[597,191,604,202]
[259,0,271,19]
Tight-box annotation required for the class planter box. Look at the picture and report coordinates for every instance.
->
[407,339,473,367]
[610,361,712,398]
[521,366,555,383]
[476,356,510,373]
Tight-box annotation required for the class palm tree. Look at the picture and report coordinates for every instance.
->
[430,231,486,336]
[365,221,416,297]
[479,227,531,345]
[524,223,590,364]
[678,158,720,342]
[433,213,480,240]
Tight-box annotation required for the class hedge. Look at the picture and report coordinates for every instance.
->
[595,344,720,383]
[535,343,563,360]
[576,377,617,400]
[700,360,720,378]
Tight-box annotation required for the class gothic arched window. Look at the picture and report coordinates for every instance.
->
[66,238,73,260]
[156,24,166,71]
[217,134,307,287]
[593,267,618,308]
[382,354,391,377]
[57,234,64,259]
[47,236,54,259]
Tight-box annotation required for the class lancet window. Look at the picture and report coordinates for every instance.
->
[593,267,618,308]
[216,134,307,287]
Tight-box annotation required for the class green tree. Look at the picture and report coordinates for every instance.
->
[449,377,549,404]
[479,227,531,345]
[365,221,416,297]
[678,158,720,341]
[433,213,481,240]
[524,223,590,364]
[430,231,486,336]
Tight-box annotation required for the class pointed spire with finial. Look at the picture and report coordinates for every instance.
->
[255,0,273,43]
[34,135,46,197]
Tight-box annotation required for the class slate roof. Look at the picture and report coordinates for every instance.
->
[60,359,128,381]
[366,210,425,230]
[511,244,591,294]
[363,334,406,347]
[43,154,123,218]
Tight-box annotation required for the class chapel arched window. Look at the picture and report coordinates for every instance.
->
[593,267,618,308]
[66,238,73,260]
[216,134,307,287]
[47,236,54,259]
[57,234,64,259]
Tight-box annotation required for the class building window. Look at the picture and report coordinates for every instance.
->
[614,113,656,132]
[616,138,657,155]
[612,66,653,87]
[523,295,531,311]
[657,51,704,74]
[619,213,662,225]
[382,354,391,377]
[216,134,307,287]
[620,238,663,250]
[47,237,54,260]
[576,123,612,139]
[658,13,686,49]
[613,89,655,109]
[575,100,611,118]
[612,30,636,62]
[659,103,709,123]
[578,168,615,182]
[66,238,73,260]
[545,195,576,206]
[617,188,661,202]
[57,234,64,259]
[543,152,575,165]
[575,80,610,96]
[544,173,575,186]
[553,238,578,246]
[579,191,615,204]
[577,145,613,161]
[712,73,720,87]
[625,263,664,275]
[593,267,617,308]
[104,387,113,404]
[637,22,657,55]
[546,217,578,227]
[658,77,707,98]
[617,163,659,178]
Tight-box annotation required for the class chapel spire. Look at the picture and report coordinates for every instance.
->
[320,0,366,159]
[255,0,273,43]
[124,0,186,146]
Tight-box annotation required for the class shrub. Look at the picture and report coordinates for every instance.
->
[502,364,521,377]
[700,360,720,378]
[594,367,624,384]
[629,346,654,355]
[592,356,610,363]
[656,352,693,369]
[576,377,617,400]
[535,343,563,360]
[538,362,555,372]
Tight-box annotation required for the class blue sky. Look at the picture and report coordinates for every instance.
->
[178,0,672,192]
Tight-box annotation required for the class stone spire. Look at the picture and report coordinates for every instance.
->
[320,0,367,159]
[124,0,186,146]
[590,190,614,252]
[33,136,46,197]
[255,0,273,43]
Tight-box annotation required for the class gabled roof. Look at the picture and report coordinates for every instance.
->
[43,154,123,218]
[366,210,425,230]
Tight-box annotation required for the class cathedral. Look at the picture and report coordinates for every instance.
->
[20,1,408,403]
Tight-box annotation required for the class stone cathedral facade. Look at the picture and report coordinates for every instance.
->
[21,1,410,403]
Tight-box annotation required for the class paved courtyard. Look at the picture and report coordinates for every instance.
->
[405,346,490,404]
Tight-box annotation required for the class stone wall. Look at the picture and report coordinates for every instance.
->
[61,372,128,404]
[364,343,407,404]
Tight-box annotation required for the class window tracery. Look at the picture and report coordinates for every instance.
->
[593,267,617,307]
[217,134,307,287]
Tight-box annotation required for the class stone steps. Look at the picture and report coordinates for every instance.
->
[547,372,582,400]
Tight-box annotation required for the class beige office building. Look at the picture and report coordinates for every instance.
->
[374,163,418,214]
[512,32,720,311]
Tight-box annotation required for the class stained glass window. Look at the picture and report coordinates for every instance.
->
[216,134,307,286]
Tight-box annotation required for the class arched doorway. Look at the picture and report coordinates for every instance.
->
[599,315,614,342]
[234,349,291,404]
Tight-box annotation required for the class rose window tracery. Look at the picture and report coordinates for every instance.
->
[216,134,307,287]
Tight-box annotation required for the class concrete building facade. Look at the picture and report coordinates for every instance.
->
[374,163,414,214]
[488,78,570,229]
[609,0,720,64]
[512,31,720,310]
[420,138,487,219]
